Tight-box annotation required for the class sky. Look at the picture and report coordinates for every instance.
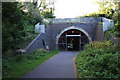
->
[54,0,99,18]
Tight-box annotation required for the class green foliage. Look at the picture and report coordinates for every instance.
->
[104,19,120,38]
[2,2,38,57]
[2,59,13,77]
[75,41,120,78]
[41,8,55,18]
[2,1,55,57]
[2,2,23,24]
[27,49,48,59]
[2,50,59,78]
[84,12,106,17]
[84,0,120,37]
[21,2,43,25]
[2,2,24,56]
[95,0,117,19]
[84,0,119,19]
[2,1,56,79]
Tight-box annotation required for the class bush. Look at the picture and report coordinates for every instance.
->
[15,54,26,62]
[76,41,120,78]
[25,49,47,60]
[2,59,13,76]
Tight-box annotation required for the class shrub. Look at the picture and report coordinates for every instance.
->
[76,41,120,78]
[26,49,47,60]
[2,59,13,76]
[15,54,26,62]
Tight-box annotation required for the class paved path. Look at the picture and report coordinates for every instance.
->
[22,51,78,78]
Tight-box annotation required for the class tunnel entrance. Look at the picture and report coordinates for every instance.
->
[57,28,90,51]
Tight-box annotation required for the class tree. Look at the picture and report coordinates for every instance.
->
[2,0,56,56]
[2,2,25,56]
[94,0,116,19]
[41,8,55,18]
[83,0,120,37]
[21,0,55,23]
[97,0,120,36]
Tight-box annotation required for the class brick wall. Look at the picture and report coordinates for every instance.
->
[95,25,104,41]
[24,18,101,53]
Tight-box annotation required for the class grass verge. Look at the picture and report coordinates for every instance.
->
[2,49,59,79]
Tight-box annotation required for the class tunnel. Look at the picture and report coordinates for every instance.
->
[57,29,90,51]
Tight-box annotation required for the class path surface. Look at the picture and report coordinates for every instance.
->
[22,51,78,78]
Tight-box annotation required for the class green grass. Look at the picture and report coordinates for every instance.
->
[2,50,59,79]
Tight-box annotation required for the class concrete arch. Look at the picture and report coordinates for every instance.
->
[56,26,92,45]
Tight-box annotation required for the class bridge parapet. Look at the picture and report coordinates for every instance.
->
[44,17,102,24]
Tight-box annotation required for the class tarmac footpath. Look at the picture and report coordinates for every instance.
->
[22,51,78,78]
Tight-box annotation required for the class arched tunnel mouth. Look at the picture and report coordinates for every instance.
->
[57,29,89,51]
